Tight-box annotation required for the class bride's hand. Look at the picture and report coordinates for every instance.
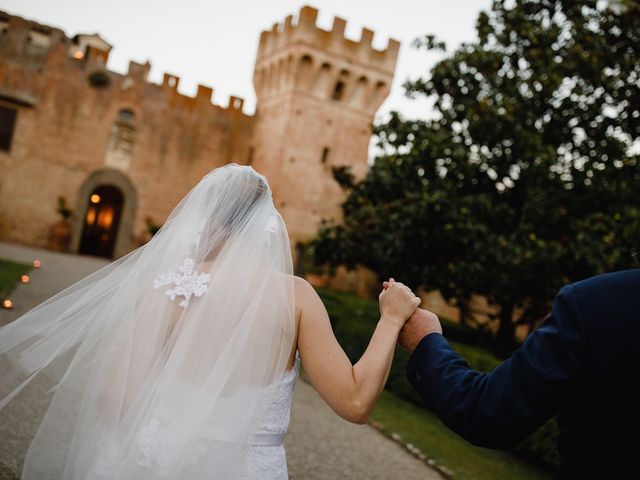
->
[378,278,421,330]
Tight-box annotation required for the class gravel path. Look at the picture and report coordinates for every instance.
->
[0,242,441,479]
[287,380,442,479]
[0,243,110,479]
[0,242,110,329]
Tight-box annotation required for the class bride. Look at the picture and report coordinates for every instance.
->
[0,164,419,479]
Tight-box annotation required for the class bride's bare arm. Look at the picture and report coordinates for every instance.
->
[295,276,419,424]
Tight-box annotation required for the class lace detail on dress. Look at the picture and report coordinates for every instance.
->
[136,416,173,470]
[93,444,119,479]
[92,409,182,478]
[255,357,299,434]
[247,356,299,480]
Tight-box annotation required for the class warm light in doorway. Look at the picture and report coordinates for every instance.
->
[97,206,114,229]
[91,194,101,204]
[86,207,96,226]
[74,51,84,60]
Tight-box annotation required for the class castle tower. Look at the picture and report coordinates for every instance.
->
[251,5,399,250]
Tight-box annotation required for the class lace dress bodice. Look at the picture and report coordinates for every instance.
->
[247,356,299,479]
[255,356,300,436]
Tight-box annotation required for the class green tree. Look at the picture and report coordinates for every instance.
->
[312,0,640,355]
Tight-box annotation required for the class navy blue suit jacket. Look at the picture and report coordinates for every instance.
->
[407,269,640,478]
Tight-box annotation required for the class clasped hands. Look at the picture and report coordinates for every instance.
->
[379,278,442,352]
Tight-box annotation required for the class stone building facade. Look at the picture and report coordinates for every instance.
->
[0,6,398,264]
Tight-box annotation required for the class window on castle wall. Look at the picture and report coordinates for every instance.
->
[107,110,136,160]
[0,105,17,152]
[118,108,135,123]
[115,127,135,153]
[28,30,52,49]
[332,81,345,101]
[321,147,330,164]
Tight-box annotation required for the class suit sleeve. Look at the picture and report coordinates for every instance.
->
[407,285,587,448]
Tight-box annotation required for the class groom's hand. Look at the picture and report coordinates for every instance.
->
[398,308,443,353]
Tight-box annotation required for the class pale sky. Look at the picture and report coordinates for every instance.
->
[0,0,492,121]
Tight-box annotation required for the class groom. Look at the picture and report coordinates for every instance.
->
[396,266,640,478]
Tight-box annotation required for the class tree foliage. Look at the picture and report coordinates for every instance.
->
[312,0,640,355]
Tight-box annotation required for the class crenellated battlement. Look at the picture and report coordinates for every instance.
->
[158,71,245,112]
[256,5,399,75]
[0,10,247,114]
[253,5,399,115]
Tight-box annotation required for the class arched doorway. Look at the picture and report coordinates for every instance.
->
[79,185,124,258]
[71,168,137,259]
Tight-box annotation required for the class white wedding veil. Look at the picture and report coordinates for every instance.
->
[0,164,296,478]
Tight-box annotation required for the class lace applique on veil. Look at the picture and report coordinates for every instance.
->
[153,258,211,308]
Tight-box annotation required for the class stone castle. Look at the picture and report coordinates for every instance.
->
[0,5,399,264]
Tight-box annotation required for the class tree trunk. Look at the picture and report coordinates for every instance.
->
[457,296,470,327]
[495,302,516,358]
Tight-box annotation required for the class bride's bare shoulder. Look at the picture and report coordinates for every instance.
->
[293,276,322,305]
[293,275,314,295]
[293,276,327,323]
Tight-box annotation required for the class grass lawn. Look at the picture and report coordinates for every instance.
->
[316,287,553,480]
[371,391,550,480]
[0,259,32,298]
